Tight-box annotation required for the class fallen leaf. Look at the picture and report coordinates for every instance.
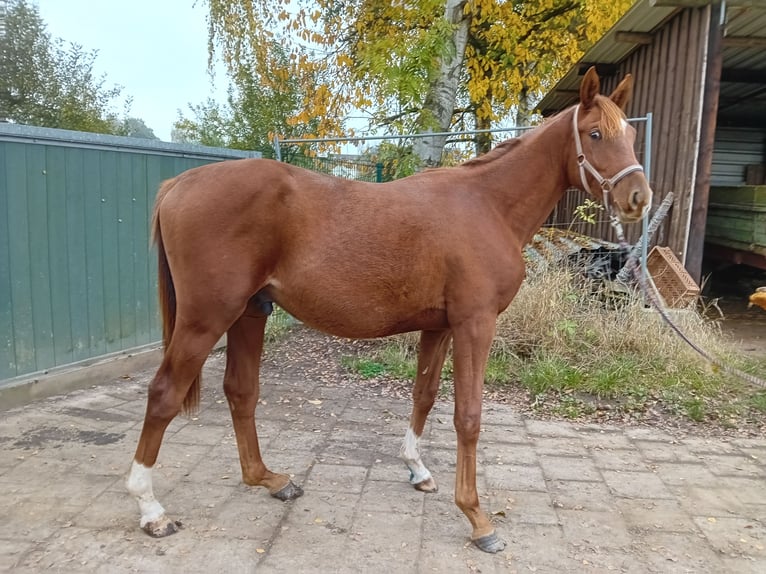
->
[307,399,322,405]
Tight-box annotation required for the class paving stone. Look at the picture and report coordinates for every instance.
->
[306,462,369,494]
[632,532,726,573]
[490,489,558,525]
[577,429,634,450]
[539,455,601,482]
[478,424,530,447]
[485,463,546,492]
[482,403,526,426]
[718,556,766,574]
[623,427,678,442]
[525,419,579,438]
[602,470,675,499]
[653,461,721,486]
[557,509,633,548]
[479,442,539,466]
[681,436,741,455]
[590,447,653,472]
[615,498,698,533]
[694,516,766,558]
[702,454,766,478]
[502,523,573,572]
[672,485,752,518]
[2,350,766,573]
[359,480,425,515]
[548,479,617,512]
[634,440,702,463]
[0,538,35,571]
[533,436,588,457]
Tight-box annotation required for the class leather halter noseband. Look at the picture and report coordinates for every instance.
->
[572,104,644,214]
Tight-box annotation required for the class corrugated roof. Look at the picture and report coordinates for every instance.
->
[538,0,766,125]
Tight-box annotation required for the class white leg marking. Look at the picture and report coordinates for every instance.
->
[126,461,166,527]
[399,427,432,484]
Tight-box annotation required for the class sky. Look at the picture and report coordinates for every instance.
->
[36,0,227,141]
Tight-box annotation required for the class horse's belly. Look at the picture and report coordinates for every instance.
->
[270,285,449,339]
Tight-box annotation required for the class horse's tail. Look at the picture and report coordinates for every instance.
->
[152,178,201,415]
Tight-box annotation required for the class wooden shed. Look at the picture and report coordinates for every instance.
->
[538,0,766,283]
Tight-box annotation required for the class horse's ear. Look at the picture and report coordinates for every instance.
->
[579,66,600,110]
[609,74,634,110]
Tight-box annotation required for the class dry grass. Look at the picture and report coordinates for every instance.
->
[495,266,724,371]
[344,266,766,424]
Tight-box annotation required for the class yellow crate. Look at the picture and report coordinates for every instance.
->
[646,246,700,308]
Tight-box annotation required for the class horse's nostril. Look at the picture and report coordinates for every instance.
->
[630,190,641,209]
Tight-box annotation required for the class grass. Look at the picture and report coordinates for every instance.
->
[340,266,766,425]
[264,306,296,343]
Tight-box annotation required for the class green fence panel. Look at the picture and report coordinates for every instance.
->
[0,124,260,383]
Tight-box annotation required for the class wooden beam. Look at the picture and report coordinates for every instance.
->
[704,243,766,271]
[687,2,725,283]
[651,0,709,6]
[652,0,766,7]
[615,31,654,44]
[723,36,766,49]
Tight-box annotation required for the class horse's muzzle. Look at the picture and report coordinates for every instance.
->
[615,182,653,223]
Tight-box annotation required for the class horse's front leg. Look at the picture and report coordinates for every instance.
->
[400,329,452,492]
[224,310,303,500]
[452,314,506,553]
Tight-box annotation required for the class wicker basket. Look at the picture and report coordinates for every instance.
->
[646,246,700,308]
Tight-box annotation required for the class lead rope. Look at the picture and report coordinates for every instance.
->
[609,219,766,389]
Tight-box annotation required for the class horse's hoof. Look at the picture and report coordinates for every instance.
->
[271,480,304,501]
[142,516,182,538]
[473,531,506,553]
[414,476,438,493]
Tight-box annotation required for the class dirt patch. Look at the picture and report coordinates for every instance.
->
[715,296,766,358]
[11,425,124,449]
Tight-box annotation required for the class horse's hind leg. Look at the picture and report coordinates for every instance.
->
[127,322,222,537]
[399,329,451,492]
[224,305,303,500]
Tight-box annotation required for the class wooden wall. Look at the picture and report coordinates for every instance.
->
[548,6,710,259]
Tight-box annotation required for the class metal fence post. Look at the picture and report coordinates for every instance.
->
[376,162,383,182]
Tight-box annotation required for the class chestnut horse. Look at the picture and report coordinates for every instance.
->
[126,68,651,553]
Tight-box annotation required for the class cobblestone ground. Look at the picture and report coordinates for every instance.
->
[1,348,765,573]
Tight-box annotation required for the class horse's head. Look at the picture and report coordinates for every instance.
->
[568,67,653,223]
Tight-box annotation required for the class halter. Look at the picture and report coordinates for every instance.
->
[572,104,644,221]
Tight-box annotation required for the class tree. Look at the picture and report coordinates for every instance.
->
[114,116,159,139]
[0,0,149,136]
[174,42,324,158]
[205,0,633,164]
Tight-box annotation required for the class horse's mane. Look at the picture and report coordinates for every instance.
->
[460,94,627,168]
[460,138,522,168]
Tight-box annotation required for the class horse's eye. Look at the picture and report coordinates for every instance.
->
[590,129,602,140]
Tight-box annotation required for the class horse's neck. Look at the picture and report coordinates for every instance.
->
[469,113,573,245]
